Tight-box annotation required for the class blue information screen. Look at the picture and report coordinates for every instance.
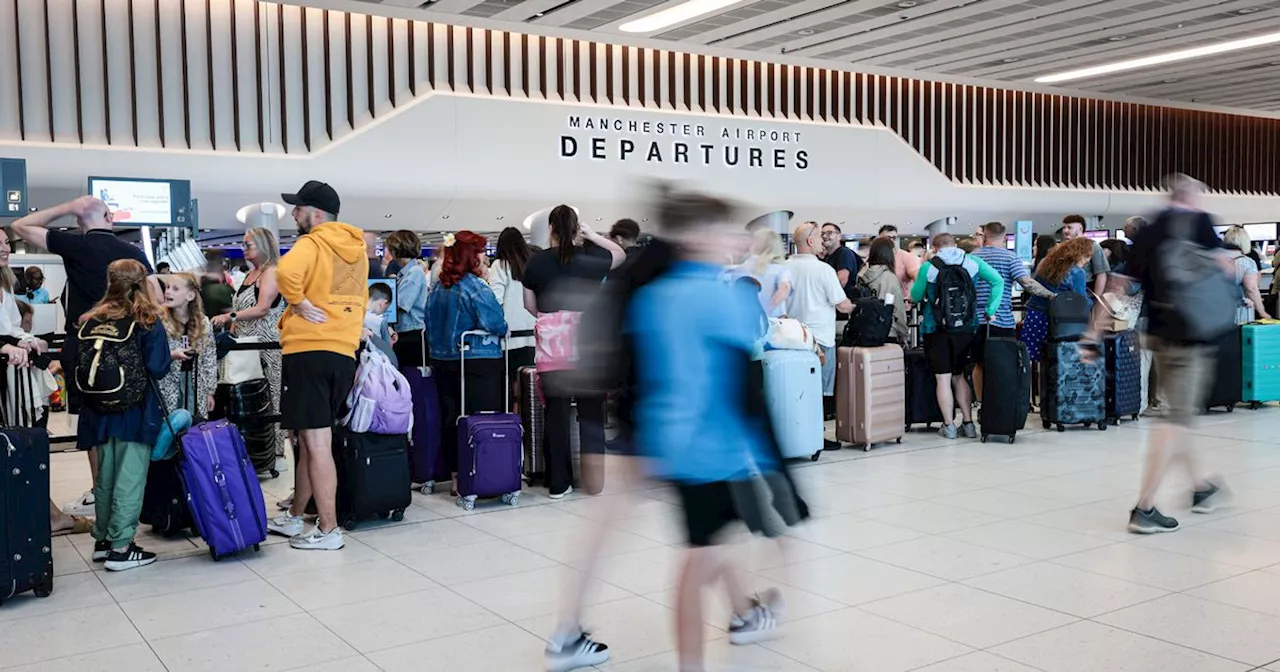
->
[0,158,28,216]
[87,176,191,227]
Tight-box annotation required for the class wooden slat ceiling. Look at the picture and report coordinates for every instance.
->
[343,0,1280,112]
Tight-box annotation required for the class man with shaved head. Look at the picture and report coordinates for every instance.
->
[13,196,152,526]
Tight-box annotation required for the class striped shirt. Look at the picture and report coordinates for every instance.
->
[972,245,1028,329]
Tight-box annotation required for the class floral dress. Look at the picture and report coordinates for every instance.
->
[158,316,218,419]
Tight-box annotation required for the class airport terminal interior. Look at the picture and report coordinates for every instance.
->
[2,0,1280,670]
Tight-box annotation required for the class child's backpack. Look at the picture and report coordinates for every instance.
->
[929,257,978,333]
[343,345,413,435]
[75,318,148,413]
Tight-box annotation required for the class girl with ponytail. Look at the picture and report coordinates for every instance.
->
[521,205,626,500]
[76,258,173,572]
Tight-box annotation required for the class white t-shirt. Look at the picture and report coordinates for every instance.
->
[784,254,846,347]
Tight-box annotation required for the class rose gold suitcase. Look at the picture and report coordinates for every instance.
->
[835,345,907,451]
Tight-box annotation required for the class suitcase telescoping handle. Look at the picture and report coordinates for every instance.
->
[458,330,532,417]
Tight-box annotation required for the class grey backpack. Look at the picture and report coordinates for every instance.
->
[1153,213,1240,342]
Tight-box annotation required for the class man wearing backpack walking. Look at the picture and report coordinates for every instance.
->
[268,181,369,551]
[909,234,1004,439]
[1122,174,1231,534]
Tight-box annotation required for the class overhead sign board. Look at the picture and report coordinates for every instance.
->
[0,158,28,216]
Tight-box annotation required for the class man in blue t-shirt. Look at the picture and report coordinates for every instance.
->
[820,222,862,294]
[970,221,1055,398]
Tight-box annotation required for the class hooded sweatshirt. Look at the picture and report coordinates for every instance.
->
[277,221,370,357]
[859,265,909,342]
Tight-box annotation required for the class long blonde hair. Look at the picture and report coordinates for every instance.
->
[245,227,280,267]
[160,272,208,344]
[82,259,163,327]
[751,228,786,275]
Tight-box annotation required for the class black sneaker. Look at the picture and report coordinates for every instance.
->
[1128,507,1180,534]
[103,543,158,572]
[545,627,609,672]
[1192,481,1225,514]
[91,540,111,563]
[823,439,843,451]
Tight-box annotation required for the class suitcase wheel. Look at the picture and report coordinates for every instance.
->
[500,493,520,506]
[810,451,822,462]
[1111,417,1120,426]
[419,482,435,495]
[1250,402,1262,410]
[862,444,872,452]
[1227,405,1235,413]
[1132,414,1140,421]
[1042,419,1051,430]
[895,437,902,444]
[457,496,476,511]
[33,577,52,599]
[1056,423,1065,432]
[343,518,359,531]
[981,434,989,443]
[1098,422,1108,431]
[390,509,405,522]
[269,469,280,479]
[209,548,221,562]
[253,544,261,552]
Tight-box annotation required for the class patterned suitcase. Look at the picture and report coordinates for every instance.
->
[1040,340,1108,432]
[0,421,53,603]
[835,345,906,451]
[762,349,824,462]
[1242,323,1280,408]
[1104,330,1143,424]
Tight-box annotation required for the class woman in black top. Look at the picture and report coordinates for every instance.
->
[522,205,625,498]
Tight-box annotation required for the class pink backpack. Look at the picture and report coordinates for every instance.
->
[343,346,414,435]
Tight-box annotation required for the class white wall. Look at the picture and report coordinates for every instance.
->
[6,92,1279,237]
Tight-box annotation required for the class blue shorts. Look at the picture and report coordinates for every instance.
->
[820,344,836,396]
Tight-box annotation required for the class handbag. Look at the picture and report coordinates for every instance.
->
[219,335,265,384]
[535,311,582,373]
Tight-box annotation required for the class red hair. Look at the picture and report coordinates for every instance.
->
[438,231,488,288]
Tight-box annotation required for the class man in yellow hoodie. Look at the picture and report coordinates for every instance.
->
[269,180,369,551]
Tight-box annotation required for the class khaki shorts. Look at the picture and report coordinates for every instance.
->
[1149,338,1214,427]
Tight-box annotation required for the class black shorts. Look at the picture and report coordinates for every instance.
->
[280,351,357,430]
[674,481,742,547]
[924,332,977,375]
[969,326,1017,364]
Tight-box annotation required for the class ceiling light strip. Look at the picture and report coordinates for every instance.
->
[1035,30,1280,83]
[619,0,747,34]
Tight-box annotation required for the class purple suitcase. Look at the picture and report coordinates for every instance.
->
[179,420,268,560]
[455,330,523,510]
[403,366,448,494]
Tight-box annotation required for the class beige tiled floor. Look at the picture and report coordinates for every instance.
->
[12,406,1280,671]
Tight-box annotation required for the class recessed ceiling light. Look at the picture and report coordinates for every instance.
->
[1163,78,1179,83]
[1002,57,1020,63]
[619,0,746,33]
[897,0,918,7]
[1035,29,1280,83]
[1108,35,1128,41]
[1239,7,1259,13]
[383,214,393,218]
[797,29,815,36]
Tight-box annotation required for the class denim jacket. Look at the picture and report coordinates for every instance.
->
[427,273,509,360]
[395,262,428,332]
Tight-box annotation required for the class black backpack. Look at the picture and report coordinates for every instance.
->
[75,317,149,413]
[842,298,893,348]
[1048,292,1091,342]
[929,257,977,333]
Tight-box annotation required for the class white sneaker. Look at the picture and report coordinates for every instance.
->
[268,514,305,537]
[545,627,609,672]
[728,588,785,645]
[289,525,345,551]
[63,491,95,517]
[549,486,574,500]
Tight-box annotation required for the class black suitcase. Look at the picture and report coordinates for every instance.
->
[1204,327,1242,413]
[214,379,278,477]
[139,458,194,537]
[904,348,944,429]
[0,360,54,604]
[1040,340,1107,432]
[979,332,1031,443]
[333,428,412,530]
[1104,330,1143,424]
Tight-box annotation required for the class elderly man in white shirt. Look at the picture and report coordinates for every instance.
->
[785,222,854,450]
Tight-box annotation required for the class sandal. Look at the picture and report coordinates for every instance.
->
[52,515,93,537]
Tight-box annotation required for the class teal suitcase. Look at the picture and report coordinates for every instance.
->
[1242,324,1280,408]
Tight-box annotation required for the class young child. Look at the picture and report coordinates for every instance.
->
[364,281,394,343]
[77,259,173,571]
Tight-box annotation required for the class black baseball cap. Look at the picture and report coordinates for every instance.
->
[282,180,341,216]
